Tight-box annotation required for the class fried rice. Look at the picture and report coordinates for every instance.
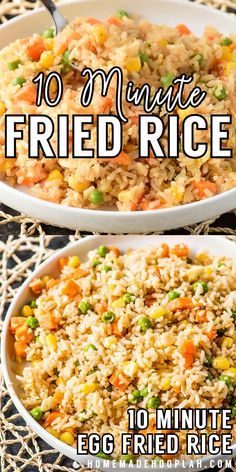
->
[0,12,235,211]
[10,242,236,460]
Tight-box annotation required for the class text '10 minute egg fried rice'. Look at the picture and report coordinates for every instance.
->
[0,11,235,211]
[10,242,236,461]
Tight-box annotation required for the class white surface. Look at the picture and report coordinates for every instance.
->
[1,235,236,471]
[0,0,235,232]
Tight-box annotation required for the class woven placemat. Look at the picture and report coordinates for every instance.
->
[0,234,236,472]
[0,0,236,236]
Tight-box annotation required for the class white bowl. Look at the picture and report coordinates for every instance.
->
[0,0,235,232]
[1,235,236,471]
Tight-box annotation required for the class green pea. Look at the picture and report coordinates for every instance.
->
[101,265,112,273]
[139,52,149,66]
[7,60,21,71]
[123,292,135,304]
[221,37,233,47]
[29,300,37,308]
[92,259,101,267]
[128,390,143,405]
[12,76,26,87]
[79,300,91,314]
[42,27,55,39]
[141,386,149,397]
[218,262,226,268]
[192,281,208,295]
[96,452,113,460]
[213,86,227,101]
[147,396,161,409]
[116,10,130,19]
[35,336,41,343]
[88,189,104,205]
[219,375,232,387]
[160,73,174,88]
[168,291,180,301]
[186,258,193,264]
[231,407,236,418]
[84,344,97,352]
[107,385,113,392]
[217,328,227,337]
[138,316,152,332]
[98,245,109,257]
[26,317,39,329]
[30,407,43,421]
[101,311,115,323]
[120,454,136,463]
[194,54,204,66]
[154,456,163,463]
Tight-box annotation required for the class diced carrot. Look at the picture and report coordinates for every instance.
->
[98,151,132,166]
[87,17,101,24]
[157,243,169,258]
[10,317,26,335]
[107,17,122,26]
[15,324,34,343]
[108,246,120,257]
[74,268,90,279]
[43,411,64,428]
[27,37,45,61]
[59,258,68,270]
[29,278,44,295]
[39,313,58,330]
[96,302,108,316]
[204,328,217,341]
[54,392,64,404]
[62,279,80,298]
[109,370,131,391]
[196,310,208,323]
[179,340,196,368]
[171,244,189,258]
[168,297,193,312]
[192,181,217,200]
[111,320,123,337]
[176,24,191,36]
[15,84,37,103]
[14,341,28,358]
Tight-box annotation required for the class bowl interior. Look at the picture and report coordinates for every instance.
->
[2,235,236,470]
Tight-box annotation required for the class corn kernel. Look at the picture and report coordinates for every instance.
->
[159,376,171,391]
[159,39,168,47]
[56,377,65,386]
[46,427,60,438]
[40,50,54,68]
[222,337,234,349]
[223,367,236,381]
[68,256,80,268]
[68,175,90,192]
[22,305,33,317]
[212,356,230,371]
[46,333,57,352]
[205,267,213,275]
[45,38,54,51]
[125,57,142,73]
[0,100,6,116]
[103,336,118,348]
[42,275,50,285]
[59,431,74,445]
[150,307,166,319]
[112,298,126,308]
[92,25,108,46]
[49,77,58,94]
[221,47,234,61]
[177,106,194,121]
[79,383,98,394]
[225,62,236,76]
[47,169,63,181]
